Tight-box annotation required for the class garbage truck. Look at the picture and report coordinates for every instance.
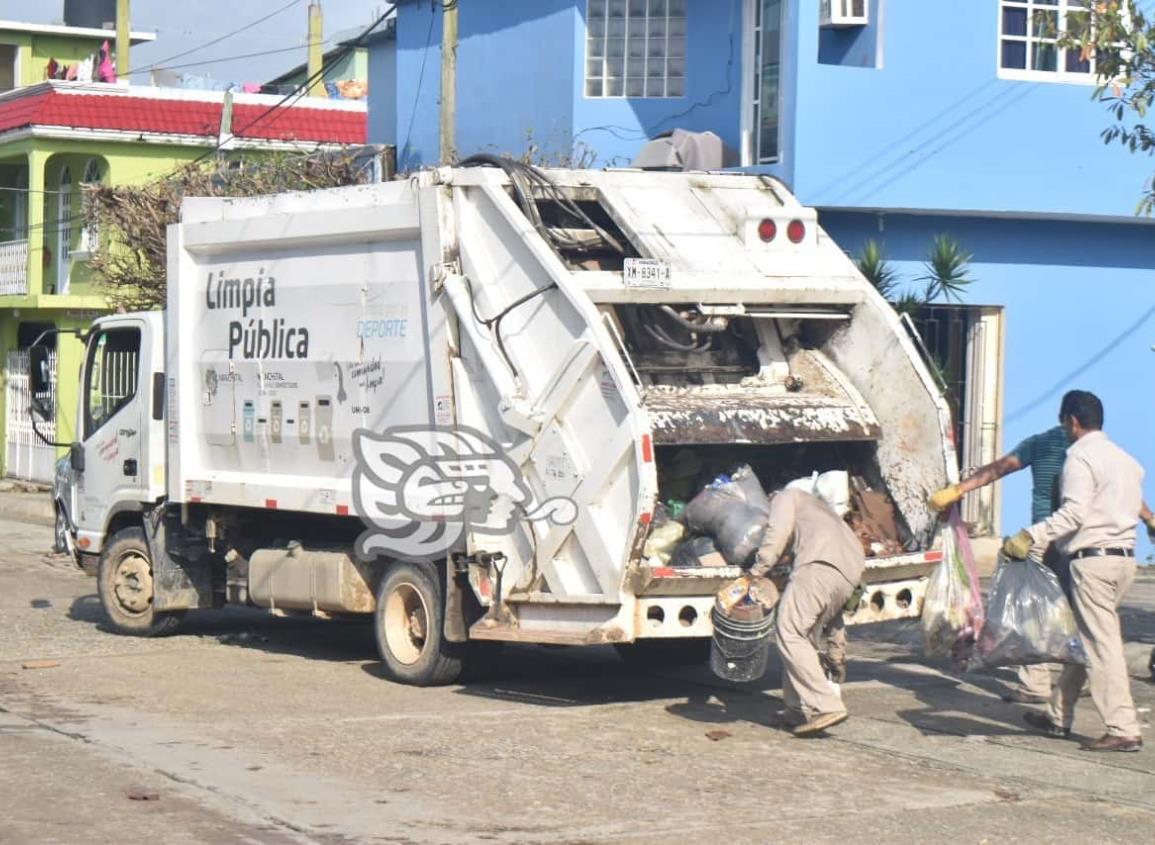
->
[33,162,957,685]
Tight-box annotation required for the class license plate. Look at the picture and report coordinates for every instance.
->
[623,258,671,289]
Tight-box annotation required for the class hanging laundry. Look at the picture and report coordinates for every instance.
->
[64,63,78,81]
[241,82,261,94]
[77,56,94,84]
[324,81,342,99]
[97,41,116,83]
[45,58,58,79]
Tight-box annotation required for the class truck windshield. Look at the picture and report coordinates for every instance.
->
[84,327,141,438]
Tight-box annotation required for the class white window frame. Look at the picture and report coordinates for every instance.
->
[997,0,1118,85]
[584,0,687,99]
[741,0,784,165]
[76,158,102,257]
[56,165,71,295]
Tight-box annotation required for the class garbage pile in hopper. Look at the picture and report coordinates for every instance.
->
[643,450,906,569]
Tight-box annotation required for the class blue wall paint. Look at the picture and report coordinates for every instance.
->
[570,0,745,166]
[789,1,1155,217]
[822,210,1155,559]
[393,1,441,169]
[367,35,397,145]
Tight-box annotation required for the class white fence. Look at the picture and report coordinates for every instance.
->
[4,349,58,483]
[0,239,29,296]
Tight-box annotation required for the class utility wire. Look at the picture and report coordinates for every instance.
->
[399,3,439,171]
[187,4,397,168]
[125,0,305,77]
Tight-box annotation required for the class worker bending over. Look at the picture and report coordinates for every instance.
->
[751,488,865,736]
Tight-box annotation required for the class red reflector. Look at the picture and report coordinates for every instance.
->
[641,434,653,463]
[336,504,349,516]
[924,550,943,562]
[757,218,777,242]
[189,496,202,503]
[650,567,676,577]
[78,537,91,550]
[265,499,278,509]
[639,512,653,526]
[479,578,491,598]
[787,220,806,243]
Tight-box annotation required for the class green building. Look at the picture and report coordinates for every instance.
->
[0,19,366,481]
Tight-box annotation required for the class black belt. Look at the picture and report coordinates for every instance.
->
[1071,547,1133,560]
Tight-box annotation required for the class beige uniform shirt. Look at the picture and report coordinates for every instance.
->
[751,489,865,584]
[1027,430,1144,553]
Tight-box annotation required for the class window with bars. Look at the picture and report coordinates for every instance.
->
[999,0,1112,80]
[78,158,102,255]
[585,0,686,98]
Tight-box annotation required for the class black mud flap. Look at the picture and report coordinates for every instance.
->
[145,508,214,611]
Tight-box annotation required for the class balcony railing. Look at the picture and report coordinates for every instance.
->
[0,239,29,296]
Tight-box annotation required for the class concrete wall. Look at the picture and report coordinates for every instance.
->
[822,210,1155,560]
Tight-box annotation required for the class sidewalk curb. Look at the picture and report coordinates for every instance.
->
[0,491,55,528]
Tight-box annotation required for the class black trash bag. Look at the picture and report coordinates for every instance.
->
[669,535,721,568]
[972,556,1087,669]
[683,465,770,567]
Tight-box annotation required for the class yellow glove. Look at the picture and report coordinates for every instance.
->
[928,484,963,513]
[1002,529,1033,561]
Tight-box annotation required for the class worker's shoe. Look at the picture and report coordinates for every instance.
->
[1082,734,1143,753]
[770,708,807,729]
[793,710,848,737]
[1022,711,1071,739]
[1002,689,1049,705]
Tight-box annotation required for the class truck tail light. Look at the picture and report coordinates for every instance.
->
[787,220,806,244]
[757,219,777,242]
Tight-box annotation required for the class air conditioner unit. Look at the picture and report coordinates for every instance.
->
[820,0,869,29]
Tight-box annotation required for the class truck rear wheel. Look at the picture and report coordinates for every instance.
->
[97,527,184,637]
[374,561,464,686]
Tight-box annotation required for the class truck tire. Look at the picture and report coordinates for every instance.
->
[97,527,184,637]
[614,638,711,670]
[374,561,464,686]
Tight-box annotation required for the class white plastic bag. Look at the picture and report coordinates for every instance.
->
[921,508,983,662]
[784,470,850,517]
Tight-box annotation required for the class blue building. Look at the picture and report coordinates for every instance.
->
[370,1,1155,553]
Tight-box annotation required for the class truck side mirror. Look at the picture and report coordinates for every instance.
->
[69,442,85,473]
[28,346,53,418]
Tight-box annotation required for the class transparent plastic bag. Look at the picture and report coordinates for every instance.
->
[683,465,770,566]
[972,554,1086,669]
[921,508,983,661]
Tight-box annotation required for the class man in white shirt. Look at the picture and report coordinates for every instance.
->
[1003,390,1145,752]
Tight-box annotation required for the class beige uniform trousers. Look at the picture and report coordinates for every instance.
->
[777,562,854,717]
[1047,557,1140,737]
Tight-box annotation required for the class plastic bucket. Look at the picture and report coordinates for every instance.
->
[710,604,775,682]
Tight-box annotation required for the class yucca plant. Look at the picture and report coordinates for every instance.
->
[856,239,899,300]
[918,235,974,304]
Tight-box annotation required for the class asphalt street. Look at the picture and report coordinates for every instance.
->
[3,515,1155,844]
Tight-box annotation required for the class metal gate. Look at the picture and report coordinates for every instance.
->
[4,349,58,483]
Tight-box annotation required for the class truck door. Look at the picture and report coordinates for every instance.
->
[75,323,147,550]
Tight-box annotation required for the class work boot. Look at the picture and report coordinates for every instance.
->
[1002,689,1049,705]
[1022,711,1071,739]
[793,710,848,737]
[770,708,806,729]
[1082,734,1143,753]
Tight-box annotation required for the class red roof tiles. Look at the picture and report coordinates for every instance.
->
[0,88,366,145]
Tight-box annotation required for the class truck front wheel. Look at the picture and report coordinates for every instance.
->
[97,528,184,637]
[374,561,464,686]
